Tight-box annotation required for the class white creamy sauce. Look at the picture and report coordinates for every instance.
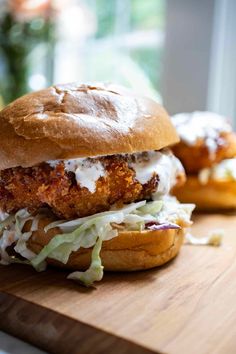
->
[66,159,105,193]
[47,160,59,168]
[130,150,184,197]
[48,150,183,196]
[48,158,106,193]
[37,113,48,119]
[172,111,232,155]
[198,158,236,184]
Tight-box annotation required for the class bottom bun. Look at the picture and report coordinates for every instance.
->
[172,175,236,210]
[27,218,185,271]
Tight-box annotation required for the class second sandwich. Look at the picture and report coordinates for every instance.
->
[172,111,236,210]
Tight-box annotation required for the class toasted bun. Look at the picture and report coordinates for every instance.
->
[0,83,179,170]
[27,217,184,271]
[172,175,236,210]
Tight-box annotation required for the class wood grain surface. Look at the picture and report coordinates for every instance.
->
[0,213,236,354]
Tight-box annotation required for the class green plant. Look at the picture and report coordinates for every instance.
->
[0,12,55,104]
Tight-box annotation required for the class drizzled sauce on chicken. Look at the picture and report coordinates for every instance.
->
[0,150,185,219]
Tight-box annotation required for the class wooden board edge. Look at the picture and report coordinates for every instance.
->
[0,291,160,354]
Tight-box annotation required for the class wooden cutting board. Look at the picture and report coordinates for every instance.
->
[0,213,236,354]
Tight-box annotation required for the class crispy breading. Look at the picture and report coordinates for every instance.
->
[172,132,236,174]
[0,154,184,219]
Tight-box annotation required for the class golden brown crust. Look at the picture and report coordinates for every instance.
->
[172,132,236,174]
[0,153,184,219]
[0,83,179,170]
[172,175,236,210]
[27,217,184,271]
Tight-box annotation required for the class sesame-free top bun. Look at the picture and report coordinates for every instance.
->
[0,83,179,170]
[172,175,236,210]
[27,217,185,271]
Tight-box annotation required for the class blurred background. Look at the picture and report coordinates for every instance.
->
[0,0,235,123]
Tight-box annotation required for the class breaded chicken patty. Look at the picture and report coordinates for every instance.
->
[0,151,185,219]
[172,131,236,174]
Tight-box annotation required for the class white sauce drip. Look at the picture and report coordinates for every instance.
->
[130,150,184,198]
[198,158,236,184]
[172,111,232,154]
[37,113,48,120]
[48,158,106,193]
[48,150,183,196]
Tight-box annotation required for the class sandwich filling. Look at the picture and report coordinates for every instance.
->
[0,149,185,219]
[0,149,194,286]
[172,111,236,180]
[172,111,232,155]
[198,158,236,184]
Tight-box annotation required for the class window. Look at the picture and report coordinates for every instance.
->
[207,0,236,126]
[1,0,234,124]
[161,0,236,125]
[55,0,166,102]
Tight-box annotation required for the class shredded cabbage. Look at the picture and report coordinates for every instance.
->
[0,198,194,286]
[185,229,223,247]
[0,214,15,233]
[14,209,37,261]
[32,212,124,270]
[134,200,163,215]
[0,209,46,269]
[155,196,195,226]
[67,236,104,287]
[45,201,146,233]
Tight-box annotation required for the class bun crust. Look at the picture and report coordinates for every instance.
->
[0,83,179,170]
[27,217,184,271]
[172,175,236,210]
